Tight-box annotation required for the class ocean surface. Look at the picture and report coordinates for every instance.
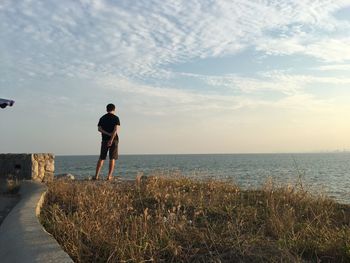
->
[55,153,350,204]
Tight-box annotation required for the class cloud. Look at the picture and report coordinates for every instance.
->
[98,75,263,115]
[315,64,350,71]
[173,68,350,116]
[1,0,350,118]
[181,69,350,96]
[305,38,350,62]
[96,67,349,117]
[257,36,350,62]
[1,0,350,83]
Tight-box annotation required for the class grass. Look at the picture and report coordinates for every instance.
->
[40,175,350,262]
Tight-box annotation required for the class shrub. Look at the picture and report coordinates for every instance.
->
[41,176,350,262]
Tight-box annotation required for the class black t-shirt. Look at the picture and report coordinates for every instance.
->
[98,113,120,141]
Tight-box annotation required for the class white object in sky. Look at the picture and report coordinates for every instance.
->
[0,98,15,109]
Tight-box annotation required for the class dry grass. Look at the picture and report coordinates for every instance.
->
[40,175,350,262]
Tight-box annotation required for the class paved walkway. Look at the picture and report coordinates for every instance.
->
[0,181,73,263]
[0,195,19,225]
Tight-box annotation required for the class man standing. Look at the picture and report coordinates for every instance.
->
[94,103,120,180]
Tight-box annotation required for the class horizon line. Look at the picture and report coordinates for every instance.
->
[54,151,350,156]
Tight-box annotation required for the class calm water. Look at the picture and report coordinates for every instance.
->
[56,153,350,203]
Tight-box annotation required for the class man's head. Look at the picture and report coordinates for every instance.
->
[106,103,116,113]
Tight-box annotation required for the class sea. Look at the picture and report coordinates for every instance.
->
[55,153,350,204]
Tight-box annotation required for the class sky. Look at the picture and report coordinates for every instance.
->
[1,0,350,155]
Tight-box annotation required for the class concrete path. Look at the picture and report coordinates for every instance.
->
[0,181,73,263]
[0,195,19,225]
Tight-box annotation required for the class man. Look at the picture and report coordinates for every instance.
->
[94,103,120,180]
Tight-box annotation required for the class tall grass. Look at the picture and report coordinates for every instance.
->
[40,175,350,262]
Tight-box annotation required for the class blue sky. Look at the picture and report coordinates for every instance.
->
[1,0,350,155]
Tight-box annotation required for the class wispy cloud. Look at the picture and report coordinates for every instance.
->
[1,1,350,114]
[2,0,350,153]
[1,0,350,81]
[97,67,348,117]
[315,64,350,71]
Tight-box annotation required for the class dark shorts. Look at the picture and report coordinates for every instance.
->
[99,140,119,160]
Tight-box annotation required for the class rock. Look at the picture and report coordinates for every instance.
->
[38,165,45,180]
[55,173,75,180]
[0,153,54,182]
[32,160,39,176]
[45,161,54,172]
[43,172,54,183]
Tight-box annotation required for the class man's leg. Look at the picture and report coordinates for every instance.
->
[95,141,108,180]
[107,159,115,180]
[107,141,118,180]
[94,159,104,180]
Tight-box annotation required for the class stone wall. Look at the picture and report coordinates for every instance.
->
[0,154,54,182]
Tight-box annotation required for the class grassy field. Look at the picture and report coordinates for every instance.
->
[40,175,350,262]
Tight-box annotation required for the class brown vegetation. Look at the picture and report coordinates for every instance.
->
[40,175,350,262]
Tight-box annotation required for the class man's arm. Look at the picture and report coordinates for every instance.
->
[98,126,112,136]
[108,125,120,146]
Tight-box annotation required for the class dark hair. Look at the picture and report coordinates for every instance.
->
[106,103,115,112]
